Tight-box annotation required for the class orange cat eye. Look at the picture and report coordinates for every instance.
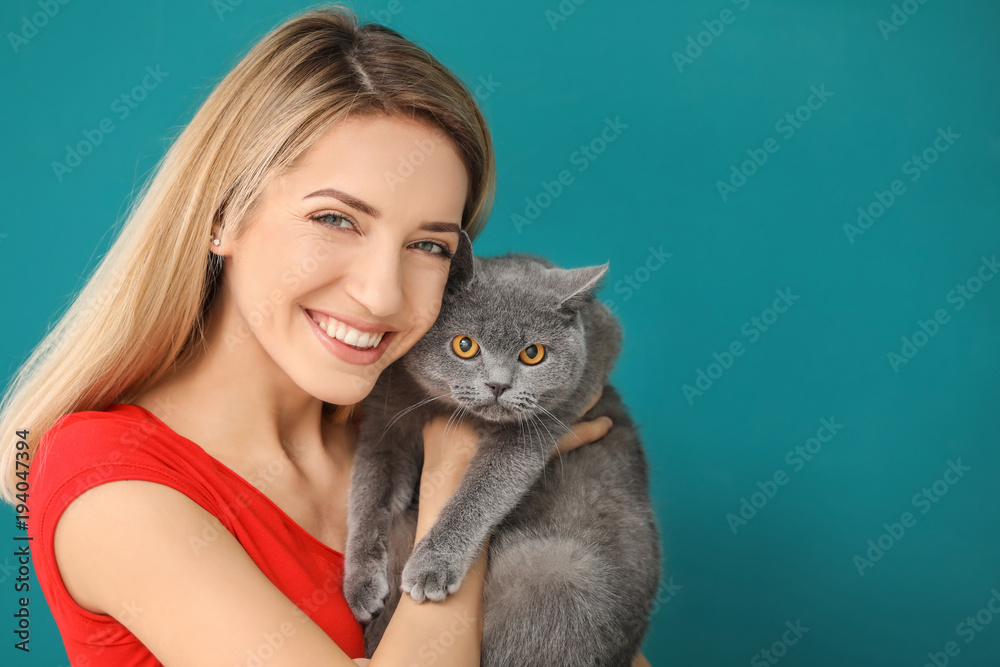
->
[452,335,480,358]
[519,343,546,365]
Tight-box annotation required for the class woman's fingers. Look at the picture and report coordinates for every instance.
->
[546,386,609,460]
[549,415,613,460]
[581,386,604,416]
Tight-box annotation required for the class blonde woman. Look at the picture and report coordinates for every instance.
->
[0,5,654,666]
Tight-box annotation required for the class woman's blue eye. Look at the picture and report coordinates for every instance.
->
[313,212,355,229]
[413,240,446,255]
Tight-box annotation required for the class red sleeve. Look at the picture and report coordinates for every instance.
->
[26,410,229,652]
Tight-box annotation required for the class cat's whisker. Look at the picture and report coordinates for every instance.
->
[529,413,561,486]
[534,404,578,444]
[440,404,464,457]
[523,412,548,489]
[380,391,451,442]
[518,411,538,484]
[531,413,565,483]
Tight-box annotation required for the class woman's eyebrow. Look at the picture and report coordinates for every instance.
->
[304,187,460,233]
[305,187,381,218]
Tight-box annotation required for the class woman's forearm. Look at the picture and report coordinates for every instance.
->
[369,456,486,667]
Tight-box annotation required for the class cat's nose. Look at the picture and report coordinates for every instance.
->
[486,382,509,399]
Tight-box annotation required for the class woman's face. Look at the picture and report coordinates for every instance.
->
[214,113,469,405]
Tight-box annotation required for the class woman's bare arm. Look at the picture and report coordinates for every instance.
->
[52,413,612,666]
[54,480,362,666]
[369,406,614,665]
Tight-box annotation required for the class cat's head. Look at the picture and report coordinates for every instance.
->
[403,234,613,425]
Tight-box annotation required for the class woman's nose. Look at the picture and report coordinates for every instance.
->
[344,243,404,317]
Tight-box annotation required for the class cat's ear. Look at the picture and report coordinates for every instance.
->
[556,262,609,314]
[446,229,475,294]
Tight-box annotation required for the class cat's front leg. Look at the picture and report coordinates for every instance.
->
[401,433,548,602]
[344,438,418,622]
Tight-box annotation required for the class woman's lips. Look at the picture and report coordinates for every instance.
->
[302,307,394,365]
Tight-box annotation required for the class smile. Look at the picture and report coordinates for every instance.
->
[306,310,387,349]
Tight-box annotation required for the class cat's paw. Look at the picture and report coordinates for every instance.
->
[400,540,466,603]
[344,554,390,623]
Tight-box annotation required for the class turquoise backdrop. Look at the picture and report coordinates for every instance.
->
[2,0,998,665]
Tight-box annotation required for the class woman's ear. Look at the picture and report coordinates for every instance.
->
[445,229,475,294]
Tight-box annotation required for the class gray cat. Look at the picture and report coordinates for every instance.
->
[344,230,661,666]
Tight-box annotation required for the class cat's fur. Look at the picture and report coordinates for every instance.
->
[344,231,661,666]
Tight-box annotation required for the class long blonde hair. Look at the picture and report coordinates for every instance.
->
[0,3,495,504]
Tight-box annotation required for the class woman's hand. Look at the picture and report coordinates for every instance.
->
[547,387,613,461]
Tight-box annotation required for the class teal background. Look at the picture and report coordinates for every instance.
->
[2,0,999,664]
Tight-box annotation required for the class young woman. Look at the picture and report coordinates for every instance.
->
[0,5,646,666]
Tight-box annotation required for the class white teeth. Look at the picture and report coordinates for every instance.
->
[310,311,386,349]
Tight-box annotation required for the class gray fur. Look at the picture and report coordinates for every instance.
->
[344,231,661,665]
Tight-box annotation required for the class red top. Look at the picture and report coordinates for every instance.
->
[27,403,366,665]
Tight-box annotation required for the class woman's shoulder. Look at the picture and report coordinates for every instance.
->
[33,404,173,473]
[28,403,215,519]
